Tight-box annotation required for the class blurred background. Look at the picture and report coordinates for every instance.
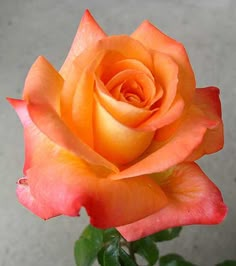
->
[0,0,235,265]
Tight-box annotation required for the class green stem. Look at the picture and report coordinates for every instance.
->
[127,242,137,263]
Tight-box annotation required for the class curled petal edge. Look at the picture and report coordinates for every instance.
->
[117,162,227,241]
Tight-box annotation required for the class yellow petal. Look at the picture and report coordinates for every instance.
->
[23,56,63,114]
[94,98,154,165]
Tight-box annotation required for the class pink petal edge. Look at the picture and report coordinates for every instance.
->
[117,162,227,241]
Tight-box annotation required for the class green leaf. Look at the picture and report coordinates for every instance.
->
[119,248,138,266]
[103,228,121,243]
[74,225,103,266]
[216,261,236,266]
[79,224,104,245]
[159,253,196,266]
[151,227,182,242]
[131,236,159,266]
[98,238,121,266]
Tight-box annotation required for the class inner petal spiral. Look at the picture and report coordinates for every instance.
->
[106,70,158,109]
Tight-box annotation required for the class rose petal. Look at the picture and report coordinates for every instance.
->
[23,56,63,114]
[187,87,224,161]
[152,51,178,112]
[70,69,94,146]
[106,69,156,108]
[68,35,153,79]
[100,58,154,84]
[117,162,227,241]
[134,52,182,131]
[17,178,60,219]
[61,35,154,129]
[9,99,136,224]
[99,35,153,69]
[94,98,154,165]
[99,57,163,109]
[137,95,184,131]
[61,50,125,146]
[111,105,218,179]
[7,98,88,175]
[96,78,153,127]
[60,61,82,127]
[27,102,119,172]
[26,152,168,227]
[132,21,196,104]
[7,98,57,173]
[60,10,106,78]
[8,98,118,174]
[70,51,109,147]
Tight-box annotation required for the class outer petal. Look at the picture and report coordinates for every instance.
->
[27,102,119,173]
[26,151,168,227]
[131,21,196,104]
[8,98,132,223]
[7,98,58,173]
[60,61,82,127]
[60,10,106,78]
[117,162,227,241]
[8,98,118,173]
[17,178,60,219]
[112,105,218,179]
[23,56,63,114]
[187,87,224,161]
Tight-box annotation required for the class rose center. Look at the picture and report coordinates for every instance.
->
[120,79,145,106]
[105,70,158,109]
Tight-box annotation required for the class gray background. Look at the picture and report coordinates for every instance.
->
[0,0,235,265]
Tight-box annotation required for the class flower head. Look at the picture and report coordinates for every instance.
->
[8,10,226,241]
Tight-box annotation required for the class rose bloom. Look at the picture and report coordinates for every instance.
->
[8,10,227,241]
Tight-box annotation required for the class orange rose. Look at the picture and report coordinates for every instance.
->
[8,10,226,241]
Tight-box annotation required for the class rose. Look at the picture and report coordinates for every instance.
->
[8,10,226,241]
